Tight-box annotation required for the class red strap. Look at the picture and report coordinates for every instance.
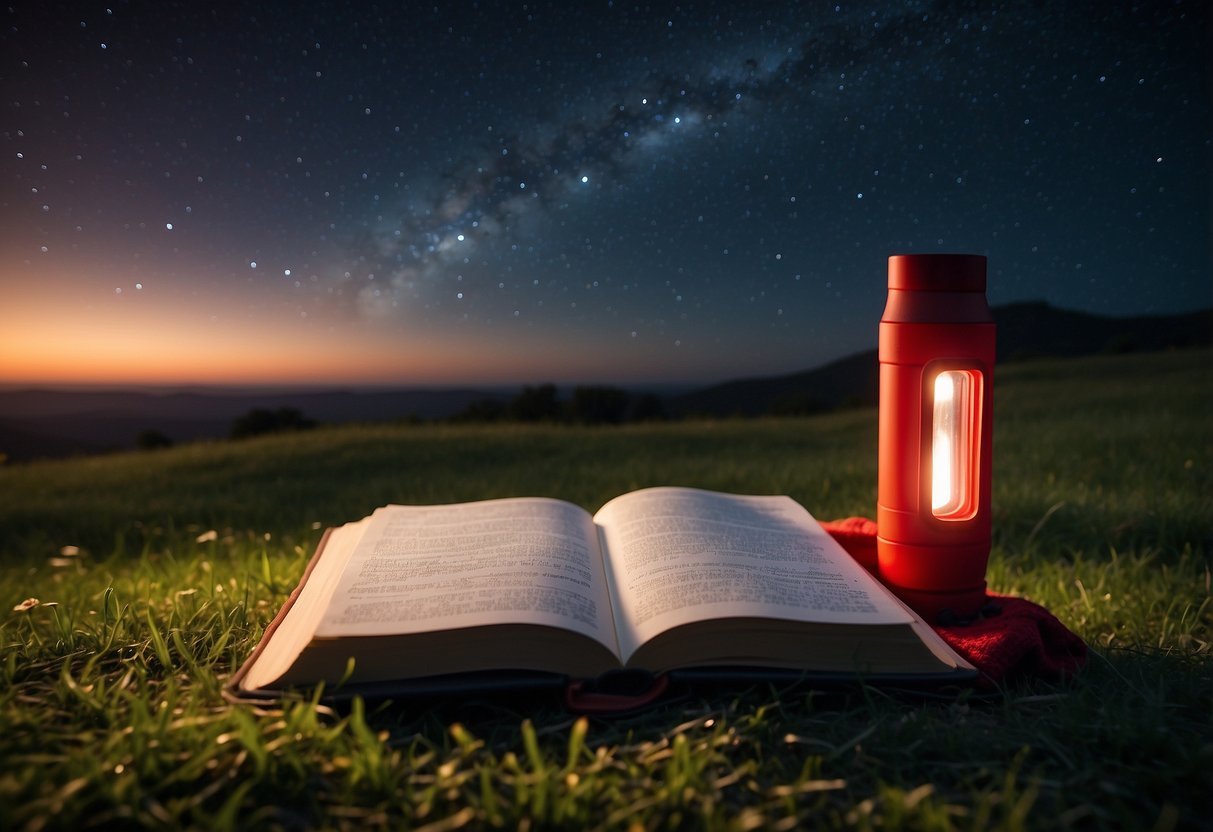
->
[564,674,671,714]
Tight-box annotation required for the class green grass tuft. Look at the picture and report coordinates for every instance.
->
[1,349,1209,830]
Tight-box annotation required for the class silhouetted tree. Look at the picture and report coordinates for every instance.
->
[569,385,629,424]
[509,384,561,422]
[629,393,667,422]
[230,407,316,439]
[451,397,507,423]
[136,429,174,450]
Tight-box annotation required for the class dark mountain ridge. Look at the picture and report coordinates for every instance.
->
[668,302,1211,418]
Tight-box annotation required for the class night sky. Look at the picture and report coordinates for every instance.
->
[2,1,1209,387]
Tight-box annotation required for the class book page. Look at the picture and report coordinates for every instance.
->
[315,498,620,658]
[238,518,371,691]
[594,487,913,664]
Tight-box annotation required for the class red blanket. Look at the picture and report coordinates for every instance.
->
[567,516,1089,711]
[822,517,1087,687]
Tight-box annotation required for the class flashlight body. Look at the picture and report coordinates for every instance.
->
[877,254,994,620]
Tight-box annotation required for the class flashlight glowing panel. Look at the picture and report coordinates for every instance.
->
[877,254,995,621]
[930,369,982,520]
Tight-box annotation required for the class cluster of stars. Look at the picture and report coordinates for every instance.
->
[1,1,1207,385]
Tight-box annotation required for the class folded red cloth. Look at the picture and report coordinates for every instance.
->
[821,517,1087,687]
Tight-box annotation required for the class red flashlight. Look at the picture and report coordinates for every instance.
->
[877,254,995,621]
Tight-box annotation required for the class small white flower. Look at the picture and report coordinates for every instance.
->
[196,530,219,543]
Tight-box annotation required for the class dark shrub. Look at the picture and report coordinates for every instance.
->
[230,407,316,439]
[509,384,562,422]
[136,429,174,450]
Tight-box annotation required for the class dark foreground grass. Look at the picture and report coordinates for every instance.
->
[1,349,1210,830]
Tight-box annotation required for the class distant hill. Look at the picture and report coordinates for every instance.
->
[991,301,1210,360]
[669,302,1211,418]
[671,351,879,419]
[0,389,507,463]
[1,302,1207,462]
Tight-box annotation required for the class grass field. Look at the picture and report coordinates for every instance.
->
[1,349,1210,830]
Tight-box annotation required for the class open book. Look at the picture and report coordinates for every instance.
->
[231,488,973,699]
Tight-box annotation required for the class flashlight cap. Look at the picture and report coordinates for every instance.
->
[888,254,986,293]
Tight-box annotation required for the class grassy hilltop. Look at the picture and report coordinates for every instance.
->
[0,349,1209,830]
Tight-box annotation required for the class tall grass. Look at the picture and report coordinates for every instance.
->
[0,349,1209,830]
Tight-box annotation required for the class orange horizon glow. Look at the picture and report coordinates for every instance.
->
[2,286,504,387]
[0,314,609,387]
[0,257,788,389]
[1,289,726,388]
[0,257,615,386]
